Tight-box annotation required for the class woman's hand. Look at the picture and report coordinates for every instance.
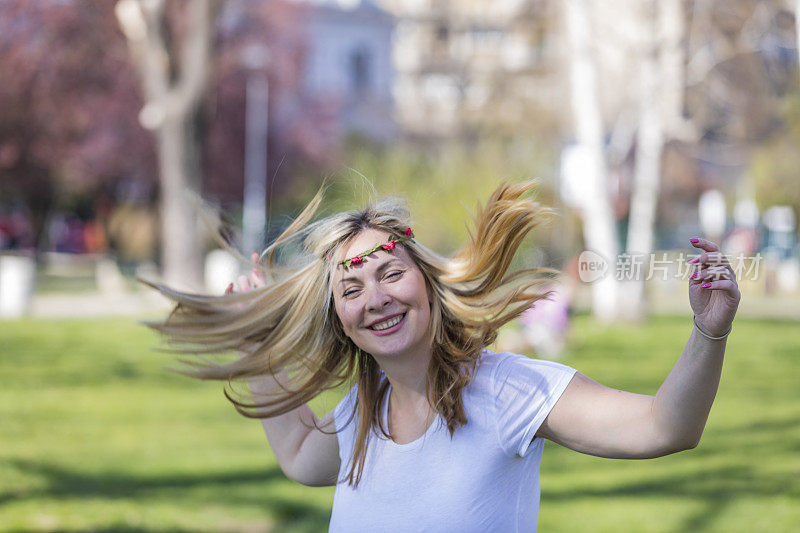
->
[688,238,741,337]
[225,251,266,295]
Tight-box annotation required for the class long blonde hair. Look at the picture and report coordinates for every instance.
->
[144,180,556,486]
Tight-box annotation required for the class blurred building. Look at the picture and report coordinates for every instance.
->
[205,0,398,208]
[375,0,562,141]
[294,0,397,142]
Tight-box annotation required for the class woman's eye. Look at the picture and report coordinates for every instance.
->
[385,271,403,280]
[343,288,359,298]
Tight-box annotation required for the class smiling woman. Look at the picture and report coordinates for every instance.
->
[334,229,433,363]
[142,180,740,531]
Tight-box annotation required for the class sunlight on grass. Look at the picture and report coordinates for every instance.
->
[1,315,797,531]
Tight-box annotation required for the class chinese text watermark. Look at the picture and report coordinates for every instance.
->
[578,251,763,283]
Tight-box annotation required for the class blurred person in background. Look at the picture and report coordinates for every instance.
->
[517,280,572,359]
[107,203,158,275]
[0,210,33,250]
[145,181,740,531]
[497,275,575,360]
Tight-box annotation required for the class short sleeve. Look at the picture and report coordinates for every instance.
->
[334,384,358,428]
[492,352,577,457]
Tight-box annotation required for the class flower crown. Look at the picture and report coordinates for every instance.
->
[339,227,414,269]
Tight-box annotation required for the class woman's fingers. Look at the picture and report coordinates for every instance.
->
[688,239,738,285]
[688,238,727,271]
[251,268,266,288]
[688,250,731,269]
[689,237,719,253]
[690,265,734,283]
[225,252,264,295]
[687,237,741,322]
[696,278,740,297]
[250,251,266,288]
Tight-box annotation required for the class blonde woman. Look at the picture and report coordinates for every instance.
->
[146,181,740,531]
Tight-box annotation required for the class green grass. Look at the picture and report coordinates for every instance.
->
[538,315,800,532]
[1,315,798,531]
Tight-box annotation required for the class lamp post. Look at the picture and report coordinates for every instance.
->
[241,44,270,256]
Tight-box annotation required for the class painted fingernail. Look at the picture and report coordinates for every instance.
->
[688,257,700,264]
[690,272,698,279]
[701,282,711,288]
[690,238,700,243]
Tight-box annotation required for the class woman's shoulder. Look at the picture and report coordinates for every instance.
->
[475,348,545,375]
[475,348,577,388]
[470,349,525,390]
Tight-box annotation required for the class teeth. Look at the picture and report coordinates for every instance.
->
[370,314,403,331]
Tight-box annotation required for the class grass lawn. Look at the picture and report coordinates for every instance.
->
[1,314,798,532]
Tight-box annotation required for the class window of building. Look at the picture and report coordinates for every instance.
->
[350,46,371,95]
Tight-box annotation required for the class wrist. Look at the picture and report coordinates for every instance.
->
[692,315,731,341]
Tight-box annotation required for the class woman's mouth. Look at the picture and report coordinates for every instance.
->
[367,313,406,335]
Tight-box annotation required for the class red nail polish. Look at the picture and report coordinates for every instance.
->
[690,273,698,279]
[701,282,711,288]
[690,238,699,243]
[688,257,699,264]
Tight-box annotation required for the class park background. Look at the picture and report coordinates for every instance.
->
[1,0,798,531]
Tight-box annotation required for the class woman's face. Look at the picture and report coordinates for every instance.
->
[332,228,432,361]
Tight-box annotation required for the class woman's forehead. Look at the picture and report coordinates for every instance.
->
[332,228,414,281]
[339,228,392,258]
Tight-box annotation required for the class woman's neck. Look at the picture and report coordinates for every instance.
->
[375,345,432,410]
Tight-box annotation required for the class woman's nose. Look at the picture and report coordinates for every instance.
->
[365,283,392,311]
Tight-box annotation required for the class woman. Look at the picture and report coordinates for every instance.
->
[146,181,740,531]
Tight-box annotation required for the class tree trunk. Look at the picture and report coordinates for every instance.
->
[621,0,666,321]
[564,0,620,321]
[157,117,203,290]
[116,0,215,291]
[659,0,693,141]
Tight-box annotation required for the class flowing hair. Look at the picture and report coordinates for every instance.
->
[143,180,557,487]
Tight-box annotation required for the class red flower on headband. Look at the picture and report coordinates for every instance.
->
[405,228,413,237]
[382,240,396,251]
[350,256,362,265]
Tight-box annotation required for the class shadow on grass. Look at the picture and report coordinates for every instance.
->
[1,459,332,532]
[543,410,800,530]
[543,461,798,531]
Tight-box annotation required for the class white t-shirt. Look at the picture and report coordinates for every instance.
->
[329,349,578,532]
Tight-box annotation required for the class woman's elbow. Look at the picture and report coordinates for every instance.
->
[662,435,701,456]
[282,459,338,487]
[684,435,701,451]
[643,430,701,458]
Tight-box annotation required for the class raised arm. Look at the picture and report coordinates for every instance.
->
[249,371,341,486]
[536,238,740,458]
[229,253,341,486]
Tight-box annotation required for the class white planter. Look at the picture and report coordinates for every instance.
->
[0,254,36,318]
